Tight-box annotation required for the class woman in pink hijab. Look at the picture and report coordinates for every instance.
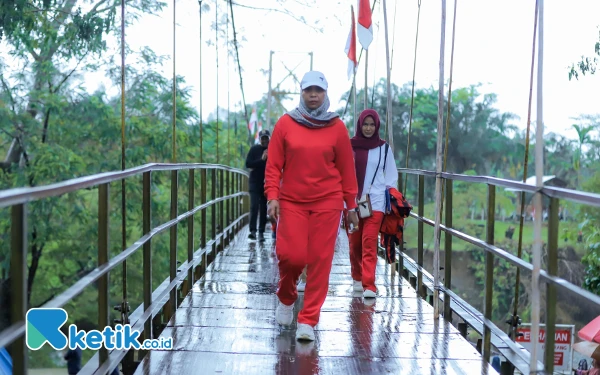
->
[349,109,397,299]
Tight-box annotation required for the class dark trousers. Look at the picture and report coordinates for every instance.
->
[250,190,267,234]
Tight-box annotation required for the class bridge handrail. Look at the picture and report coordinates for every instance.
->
[0,162,250,375]
[395,167,600,373]
[0,162,248,208]
[398,167,600,207]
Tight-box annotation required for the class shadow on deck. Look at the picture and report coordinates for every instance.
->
[133,226,498,374]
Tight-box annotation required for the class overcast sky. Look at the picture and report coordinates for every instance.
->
[90,0,600,140]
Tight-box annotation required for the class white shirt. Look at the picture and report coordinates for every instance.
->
[360,145,397,212]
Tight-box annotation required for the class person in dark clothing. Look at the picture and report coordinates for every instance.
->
[246,129,270,240]
[64,347,82,374]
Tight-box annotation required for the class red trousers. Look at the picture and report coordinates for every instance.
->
[349,211,384,292]
[275,208,341,326]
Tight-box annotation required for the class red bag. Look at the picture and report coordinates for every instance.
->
[379,188,412,263]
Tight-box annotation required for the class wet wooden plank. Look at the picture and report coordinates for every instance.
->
[154,326,480,360]
[167,307,449,334]
[134,351,498,375]
[134,226,498,375]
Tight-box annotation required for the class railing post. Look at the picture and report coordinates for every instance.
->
[226,170,231,243]
[397,171,404,278]
[142,172,152,340]
[234,173,242,233]
[167,170,178,321]
[483,184,496,363]
[211,169,217,255]
[186,169,195,296]
[10,203,27,375]
[201,169,207,249]
[444,178,453,321]
[98,184,109,366]
[243,175,249,223]
[544,197,559,372]
[219,169,225,250]
[417,175,425,298]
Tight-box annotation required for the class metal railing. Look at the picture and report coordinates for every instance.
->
[0,163,250,375]
[391,168,600,374]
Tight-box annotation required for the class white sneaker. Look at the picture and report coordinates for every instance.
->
[363,289,377,298]
[297,281,306,292]
[276,301,294,326]
[296,323,315,341]
[352,280,363,292]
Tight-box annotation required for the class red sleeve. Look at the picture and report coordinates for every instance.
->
[334,121,358,209]
[264,117,285,201]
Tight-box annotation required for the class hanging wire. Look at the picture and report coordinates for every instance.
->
[511,0,539,342]
[228,0,249,126]
[199,0,203,163]
[172,0,177,163]
[215,0,219,164]
[389,0,398,69]
[371,0,381,107]
[227,1,231,166]
[438,0,458,218]
[120,0,128,323]
[403,0,422,194]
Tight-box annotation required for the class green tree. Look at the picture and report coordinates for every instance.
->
[568,27,600,80]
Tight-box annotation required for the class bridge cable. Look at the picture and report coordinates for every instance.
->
[228,0,250,132]
[215,0,219,164]
[370,0,381,107]
[402,0,422,195]
[120,0,129,323]
[198,1,203,163]
[227,1,231,165]
[438,0,458,216]
[383,0,399,142]
[172,0,177,163]
[510,0,539,342]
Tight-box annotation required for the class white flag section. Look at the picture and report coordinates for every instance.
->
[248,108,258,136]
[357,0,373,50]
[254,121,263,144]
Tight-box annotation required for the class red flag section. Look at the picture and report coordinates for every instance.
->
[357,0,373,49]
[344,6,357,81]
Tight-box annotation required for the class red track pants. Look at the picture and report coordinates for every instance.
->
[275,208,341,327]
[349,211,384,293]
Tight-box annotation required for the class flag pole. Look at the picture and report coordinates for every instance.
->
[382,0,393,153]
[432,0,447,319]
[353,68,357,134]
[530,0,544,371]
[364,50,368,109]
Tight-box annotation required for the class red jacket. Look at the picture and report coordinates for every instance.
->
[265,114,358,210]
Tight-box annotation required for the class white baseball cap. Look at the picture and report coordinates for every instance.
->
[300,71,328,91]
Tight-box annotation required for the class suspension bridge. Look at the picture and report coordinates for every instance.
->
[1,0,600,374]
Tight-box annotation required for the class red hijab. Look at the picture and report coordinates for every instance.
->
[351,109,386,198]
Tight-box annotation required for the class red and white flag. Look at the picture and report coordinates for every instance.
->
[344,5,357,81]
[248,107,257,135]
[254,121,263,144]
[357,0,373,50]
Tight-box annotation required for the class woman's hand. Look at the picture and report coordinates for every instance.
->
[268,200,280,221]
[347,210,359,233]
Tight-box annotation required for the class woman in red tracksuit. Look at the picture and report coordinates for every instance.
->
[349,109,397,298]
[265,70,359,342]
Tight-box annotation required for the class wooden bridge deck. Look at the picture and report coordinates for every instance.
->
[133,226,498,375]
